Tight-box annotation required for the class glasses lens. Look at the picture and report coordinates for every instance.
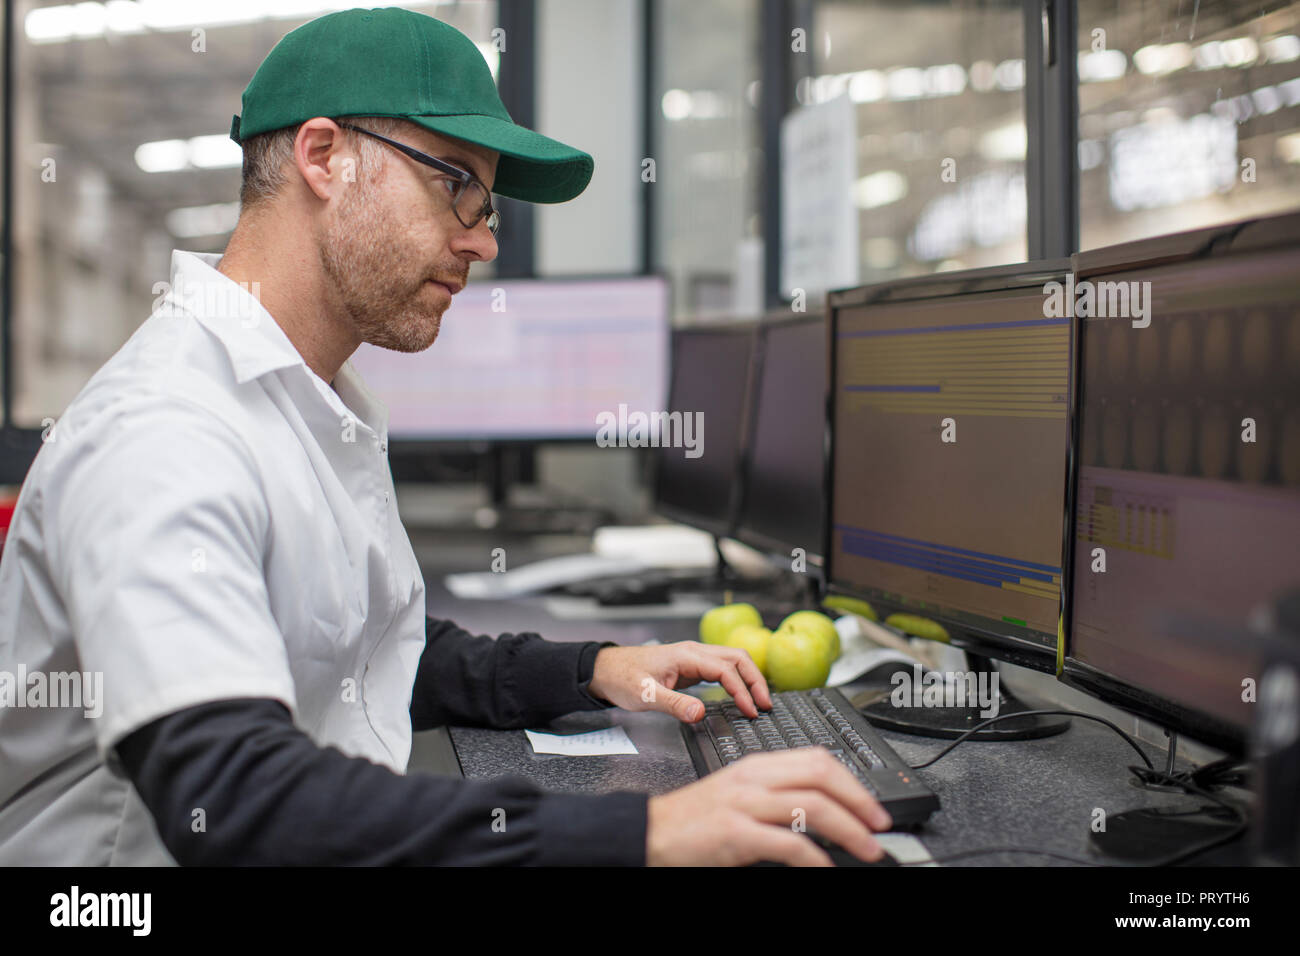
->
[454,181,495,232]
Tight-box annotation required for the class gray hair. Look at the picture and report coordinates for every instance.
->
[238,115,412,209]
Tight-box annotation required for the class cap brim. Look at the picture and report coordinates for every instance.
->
[407,113,593,204]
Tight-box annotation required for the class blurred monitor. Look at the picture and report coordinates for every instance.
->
[825,261,1073,670]
[348,275,669,441]
[653,323,757,538]
[1063,211,1300,751]
[735,314,828,565]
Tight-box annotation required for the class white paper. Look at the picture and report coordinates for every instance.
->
[780,93,859,299]
[524,727,639,756]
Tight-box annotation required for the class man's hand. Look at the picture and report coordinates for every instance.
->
[587,642,771,723]
[645,749,894,866]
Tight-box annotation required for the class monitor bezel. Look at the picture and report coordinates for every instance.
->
[823,259,1073,675]
[732,310,829,569]
[1059,209,1300,751]
[651,320,760,541]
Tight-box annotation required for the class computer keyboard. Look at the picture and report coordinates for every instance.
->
[681,686,940,827]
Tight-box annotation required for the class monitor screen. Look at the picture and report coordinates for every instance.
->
[347,276,669,440]
[1067,242,1300,738]
[736,316,827,562]
[827,272,1071,659]
[654,324,756,537]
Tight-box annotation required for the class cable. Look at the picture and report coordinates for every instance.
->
[1118,766,1250,867]
[907,709,1155,770]
[894,768,1249,868]
[896,711,1249,866]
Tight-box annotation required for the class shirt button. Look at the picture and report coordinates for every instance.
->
[379,442,387,454]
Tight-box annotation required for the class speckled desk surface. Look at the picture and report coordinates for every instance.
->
[446,683,1225,867]
[414,535,1239,866]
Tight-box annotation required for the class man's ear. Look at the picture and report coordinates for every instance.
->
[293,118,352,203]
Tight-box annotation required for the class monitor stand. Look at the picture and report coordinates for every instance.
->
[1088,733,1250,864]
[853,653,1071,740]
[473,446,614,535]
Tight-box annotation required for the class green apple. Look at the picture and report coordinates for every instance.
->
[723,624,772,675]
[821,595,878,622]
[778,610,841,661]
[766,626,832,691]
[885,613,950,643]
[699,602,762,645]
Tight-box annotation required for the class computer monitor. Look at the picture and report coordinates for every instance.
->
[734,313,828,566]
[825,260,1074,673]
[1063,211,1300,753]
[347,275,670,441]
[653,322,757,540]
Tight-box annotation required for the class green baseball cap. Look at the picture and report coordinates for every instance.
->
[229,6,593,204]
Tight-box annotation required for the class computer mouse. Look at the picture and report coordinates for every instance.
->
[748,838,900,867]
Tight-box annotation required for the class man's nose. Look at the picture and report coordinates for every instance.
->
[451,220,499,263]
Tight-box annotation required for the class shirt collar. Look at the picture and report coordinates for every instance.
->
[166,249,389,439]
[166,249,303,386]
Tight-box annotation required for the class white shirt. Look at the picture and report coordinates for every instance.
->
[0,250,427,865]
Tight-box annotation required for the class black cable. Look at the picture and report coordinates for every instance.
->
[894,767,1249,868]
[1119,766,1250,868]
[906,709,1155,770]
[894,710,1249,866]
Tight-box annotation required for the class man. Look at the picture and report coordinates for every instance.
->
[0,7,890,866]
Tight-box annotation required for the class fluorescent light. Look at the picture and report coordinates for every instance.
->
[1195,38,1260,70]
[980,122,1027,161]
[1134,43,1192,75]
[189,134,243,169]
[887,68,926,100]
[25,6,80,42]
[1264,35,1300,63]
[1277,132,1300,164]
[104,0,146,33]
[26,1,438,43]
[135,139,189,173]
[661,89,691,121]
[925,64,967,97]
[136,134,241,173]
[1252,86,1284,115]
[994,59,1025,91]
[853,170,907,210]
[847,70,885,104]
[1079,49,1127,82]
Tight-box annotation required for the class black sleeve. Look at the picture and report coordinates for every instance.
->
[410,616,617,731]
[115,698,648,866]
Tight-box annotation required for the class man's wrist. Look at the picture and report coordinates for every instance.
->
[578,642,617,706]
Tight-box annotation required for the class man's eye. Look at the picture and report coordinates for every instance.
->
[438,178,461,197]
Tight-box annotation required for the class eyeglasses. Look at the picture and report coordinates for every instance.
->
[337,122,500,235]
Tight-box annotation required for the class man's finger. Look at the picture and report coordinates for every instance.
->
[738,788,885,862]
[734,819,833,867]
[731,750,893,831]
[653,683,705,722]
[687,650,759,716]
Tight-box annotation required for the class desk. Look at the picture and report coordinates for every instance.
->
[409,529,1230,866]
